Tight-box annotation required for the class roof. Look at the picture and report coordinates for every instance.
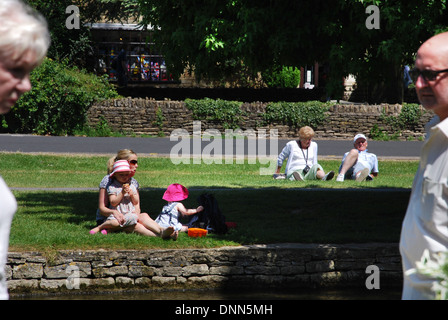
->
[85,23,155,31]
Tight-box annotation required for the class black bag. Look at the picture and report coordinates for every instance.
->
[187,193,228,234]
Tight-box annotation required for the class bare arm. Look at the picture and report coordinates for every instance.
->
[99,187,125,224]
[176,203,204,216]
[109,184,139,208]
[98,188,114,217]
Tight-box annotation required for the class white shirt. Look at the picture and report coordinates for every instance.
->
[341,149,379,173]
[400,115,448,299]
[277,140,318,175]
[0,177,17,300]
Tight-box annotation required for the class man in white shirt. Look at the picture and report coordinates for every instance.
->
[336,133,379,182]
[400,31,448,299]
[0,0,49,300]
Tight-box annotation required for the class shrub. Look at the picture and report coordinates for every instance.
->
[262,66,301,88]
[370,103,423,140]
[263,101,330,129]
[2,58,118,135]
[185,98,245,129]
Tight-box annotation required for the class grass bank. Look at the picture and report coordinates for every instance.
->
[0,153,418,189]
[1,153,417,252]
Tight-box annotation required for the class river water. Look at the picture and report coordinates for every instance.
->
[12,287,402,300]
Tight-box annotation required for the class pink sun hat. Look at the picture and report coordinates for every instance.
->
[162,183,189,202]
[110,160,132,178]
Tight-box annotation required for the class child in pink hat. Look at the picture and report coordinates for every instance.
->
[156,183,204,240]
[90,160,139,234]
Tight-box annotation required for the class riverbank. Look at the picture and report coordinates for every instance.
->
[7,243,402,297]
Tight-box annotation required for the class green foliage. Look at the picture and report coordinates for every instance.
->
[153,107,166,137]
[262,66,301,88]
[185,98,245,129]
[393,103,423,129]
[370,104,423,140]
[3,58,118,135]
[85,116,115,137]
[382,103,422,132]
[184,98,330,131]
[263,101,330,129]
[137,0,447,101]
[369,124,400,141]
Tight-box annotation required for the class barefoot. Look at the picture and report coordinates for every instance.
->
[171,231,179,241]
[161,226,174,239]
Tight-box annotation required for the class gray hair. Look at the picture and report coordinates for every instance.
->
[0,0,50,63]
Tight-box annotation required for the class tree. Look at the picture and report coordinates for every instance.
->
[136,0,448,103]
[25,0,139,68]
[330,0,448,103]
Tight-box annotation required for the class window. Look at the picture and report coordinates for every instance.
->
[89,23,175,83]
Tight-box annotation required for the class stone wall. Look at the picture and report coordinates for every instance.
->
[7,243,402,295]
[87,98,433,140]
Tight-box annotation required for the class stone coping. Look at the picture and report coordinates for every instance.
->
[6,243,403,296]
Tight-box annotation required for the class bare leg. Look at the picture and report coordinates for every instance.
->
[129,223,159,237]
[339,149,359,176]
[90,220,119,234]
[138,213,163,236]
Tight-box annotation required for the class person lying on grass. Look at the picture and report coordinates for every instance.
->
[155,183,204,240]
[90,160,175,238]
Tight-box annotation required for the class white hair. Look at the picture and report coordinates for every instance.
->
[0,0,50,63]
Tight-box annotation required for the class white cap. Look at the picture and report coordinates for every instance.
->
[353,133,367,143]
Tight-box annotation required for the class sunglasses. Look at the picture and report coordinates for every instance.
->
[129,160,138,165]
[409,68,448,83]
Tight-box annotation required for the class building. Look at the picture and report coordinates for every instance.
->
[88,23,176,84]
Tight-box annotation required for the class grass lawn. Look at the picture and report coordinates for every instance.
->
[1,153,418,252]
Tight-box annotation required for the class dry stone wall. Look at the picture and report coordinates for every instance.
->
[7,243,402,295]
[87,98,433,140]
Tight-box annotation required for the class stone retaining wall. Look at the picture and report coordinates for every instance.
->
[87,98,433,140]
[7,243,402,295]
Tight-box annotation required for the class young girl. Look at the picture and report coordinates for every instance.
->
[156,183,204,240]
[95,149,165,237]
[90,160,139,234]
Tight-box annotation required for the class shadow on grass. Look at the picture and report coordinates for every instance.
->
[12,186,412,247]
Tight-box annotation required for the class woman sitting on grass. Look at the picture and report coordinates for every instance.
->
[94,149,168,237]
[90,160,139,234]
[155,183,204,240]
[274,126,334,181]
